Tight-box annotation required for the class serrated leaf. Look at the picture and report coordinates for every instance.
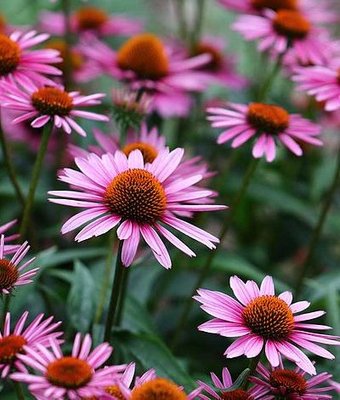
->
[67,261,95,333]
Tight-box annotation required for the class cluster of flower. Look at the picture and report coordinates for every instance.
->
[0,0,339,398]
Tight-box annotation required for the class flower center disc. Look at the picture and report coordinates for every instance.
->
[250,0,297,11]
[221,389,253,400]
[117,33,169,80]
[192,43,223,71]
[75,7,108,30]
[0,258,19,290]
[105,168,166,224]
[105,385,126,399]
[123,142,158,163]
[0,335,27,363]
[247,103,289,135]
[47,40,84,72]
[46,356,93,389]
[131,378,187,400]
[270,369,307,395]
[242,295,294,340]
[0,34,20,76]
[273,10,311,39]
[31,87,73,116]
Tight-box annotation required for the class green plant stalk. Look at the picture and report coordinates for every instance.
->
[1,295,11,330]
[294,147,340,298]
[171,158,260,349]
[0,124,25,206]
[94,231,116,326]
[190,0,206,51]
[243,351,262,389]
[115,267,130,326]
[258,52,284,102]
[103,241,126,343]
[61,0,73,90]
[173,0,188,41]
[13,382,25,400]
[19,123,53,238]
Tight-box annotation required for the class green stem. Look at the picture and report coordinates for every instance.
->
[103,241,126,343]
[13,381,25,400]
[0,123,25,206]
[243,351,262,389]
[61,0,73,90]
[19,123,52,239]
[173,0,188,41]
[1,295,11,330]
[257,52,284,102]
[94,231,116,326]
[171,158,260,349]
[190,0,205,51]
[115,267,130,326]
[294,147,340,298]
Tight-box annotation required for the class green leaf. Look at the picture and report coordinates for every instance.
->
[117,331,196,391]
[66,261,95,333]
[122,296,156,334]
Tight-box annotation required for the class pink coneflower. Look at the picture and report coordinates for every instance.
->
[198,367,264,400]
[0,82,108,136]
[207,102,322,162]
[0,235,38,294]
[0,30,61,88]
[218,0,336,24]
[69,124,216,216]
[114,364,201,400]
[49,149,225,269]
[292,62,340,112]
[45,39,90,83]
[39,7,142,38]
[191,36,247,89]
[194,275,340,375]
[0,312,62,378]
[0,219,20,255]
[232,10,332,66]
[251,362,335,399]
[11,333,126,399]
[81,33,211,117]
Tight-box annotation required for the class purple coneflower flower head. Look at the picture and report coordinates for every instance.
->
[0,82,109,136]
[194,275,340,375]
[11,333,126,399]
[0,219,20,255]
[190,36,248,89]
[0,30,62,88]
[251,362,335,399]
[39,6,142,38]
[218,0,336,24]
[293,61,340,112]
[232,10,332,66]
[207,102,322,162]
[0,235,38,295]
[0,311,62,378]
[49,149,226,269]
[81,33,212,117]
[198,367,263,400]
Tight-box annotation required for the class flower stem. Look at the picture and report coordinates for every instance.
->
[171,158,260,349]
[243,351,262,389]
[0,123,25,206]
[173,0,188,41]
[258,52,284,102]
[19,123,52,239]
[1,295,11,330]
[104,241,127,343]
[13,381,25,400]
[61,0,73,90]
[190,0,206,51]
[94,231,116,326]
[294,147,340,298]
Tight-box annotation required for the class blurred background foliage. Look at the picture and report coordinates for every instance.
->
[0,0,339,397]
